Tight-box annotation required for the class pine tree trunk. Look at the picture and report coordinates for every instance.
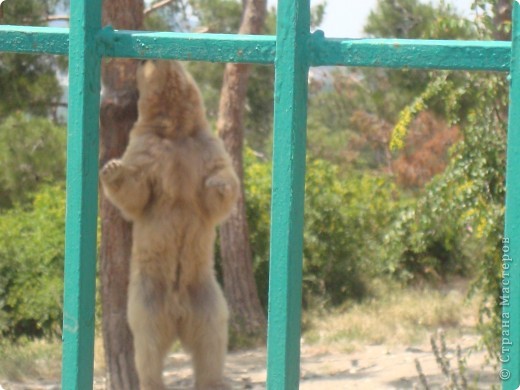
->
[99,1,143,389]
[217,0,267,343]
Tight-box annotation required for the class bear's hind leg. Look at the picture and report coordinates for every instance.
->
[133,332,169,390]
[179,277,229,390]
[128,279,174,390]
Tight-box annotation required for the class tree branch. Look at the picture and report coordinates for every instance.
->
[144,0,176,16]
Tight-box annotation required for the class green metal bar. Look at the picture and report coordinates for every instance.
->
[266,0,310,388]
[0,26,69,55]
[61,0,102,388]
[502,3,520,388]
[0,25,513,71]
[98,27,276,64]
[310,32,511,71]
[0,25,277,62]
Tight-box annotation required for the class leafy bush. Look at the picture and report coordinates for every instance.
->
[386,70,507,355]
[244,149,400,308]
[0,113,66,208]
[303,160,399,305]
[0,184,65,338]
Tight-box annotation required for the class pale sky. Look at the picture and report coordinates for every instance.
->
[267,0,475,38]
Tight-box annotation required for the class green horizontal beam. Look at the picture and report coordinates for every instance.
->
[97,27,276,64]
[0,26,69,55]
[0,25,513,71]
[311,31,512,71]
[0,25,276,63]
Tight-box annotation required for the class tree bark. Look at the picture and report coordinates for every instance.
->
[216,0,267,343]
[99,1,143,389]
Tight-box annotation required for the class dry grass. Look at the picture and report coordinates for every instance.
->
[302,278,480,352]
[93,335,107,375]
[0,334,106,384]
[0,280,481,385]
[0,338,61,382]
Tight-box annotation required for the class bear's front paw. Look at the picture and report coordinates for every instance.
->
[205,176,232,195]
[100,160,123,183]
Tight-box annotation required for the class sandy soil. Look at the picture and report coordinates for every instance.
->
[157,335,497,389]
[1,334,498,390]
[118,334,496,389]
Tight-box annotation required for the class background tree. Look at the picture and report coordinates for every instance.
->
[186,1,276,155]
[0,114,66,208]
[99,1,143,388]
[216,0,268,343]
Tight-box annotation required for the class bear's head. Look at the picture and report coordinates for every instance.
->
[136,60,208,139]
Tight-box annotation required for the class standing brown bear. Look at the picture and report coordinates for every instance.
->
[100,60,239,390]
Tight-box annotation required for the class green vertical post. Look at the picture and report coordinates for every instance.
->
[503,2,520,389]
[266,0,310,388]
[61,0,102,388]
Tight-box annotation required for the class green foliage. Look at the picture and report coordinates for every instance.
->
[365,0,477,40]
[0,0,64,119]
[0,184,65,339]
[386,68,507,354]
[143,11,172,31]
[0,0,67,341]
[359,0,481,130]
[0,113,66,208]
[303,161,399,305]
[244,149,400,308]
[0,337,62,381]
[1,0,63,26]
[0,53,62,119]
[390,73,449,151]
[308,0,508,357]
[310,1,326,29]
[190,0,242,33]
[307,0,484,170]
[243,64,275,151]
[143,0,191,31]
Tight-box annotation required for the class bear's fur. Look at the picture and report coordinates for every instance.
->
[100,60,239,390]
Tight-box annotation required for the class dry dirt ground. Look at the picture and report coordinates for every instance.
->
[157,335,497,389]
[0,281,499,390]
[0,335,498,389]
